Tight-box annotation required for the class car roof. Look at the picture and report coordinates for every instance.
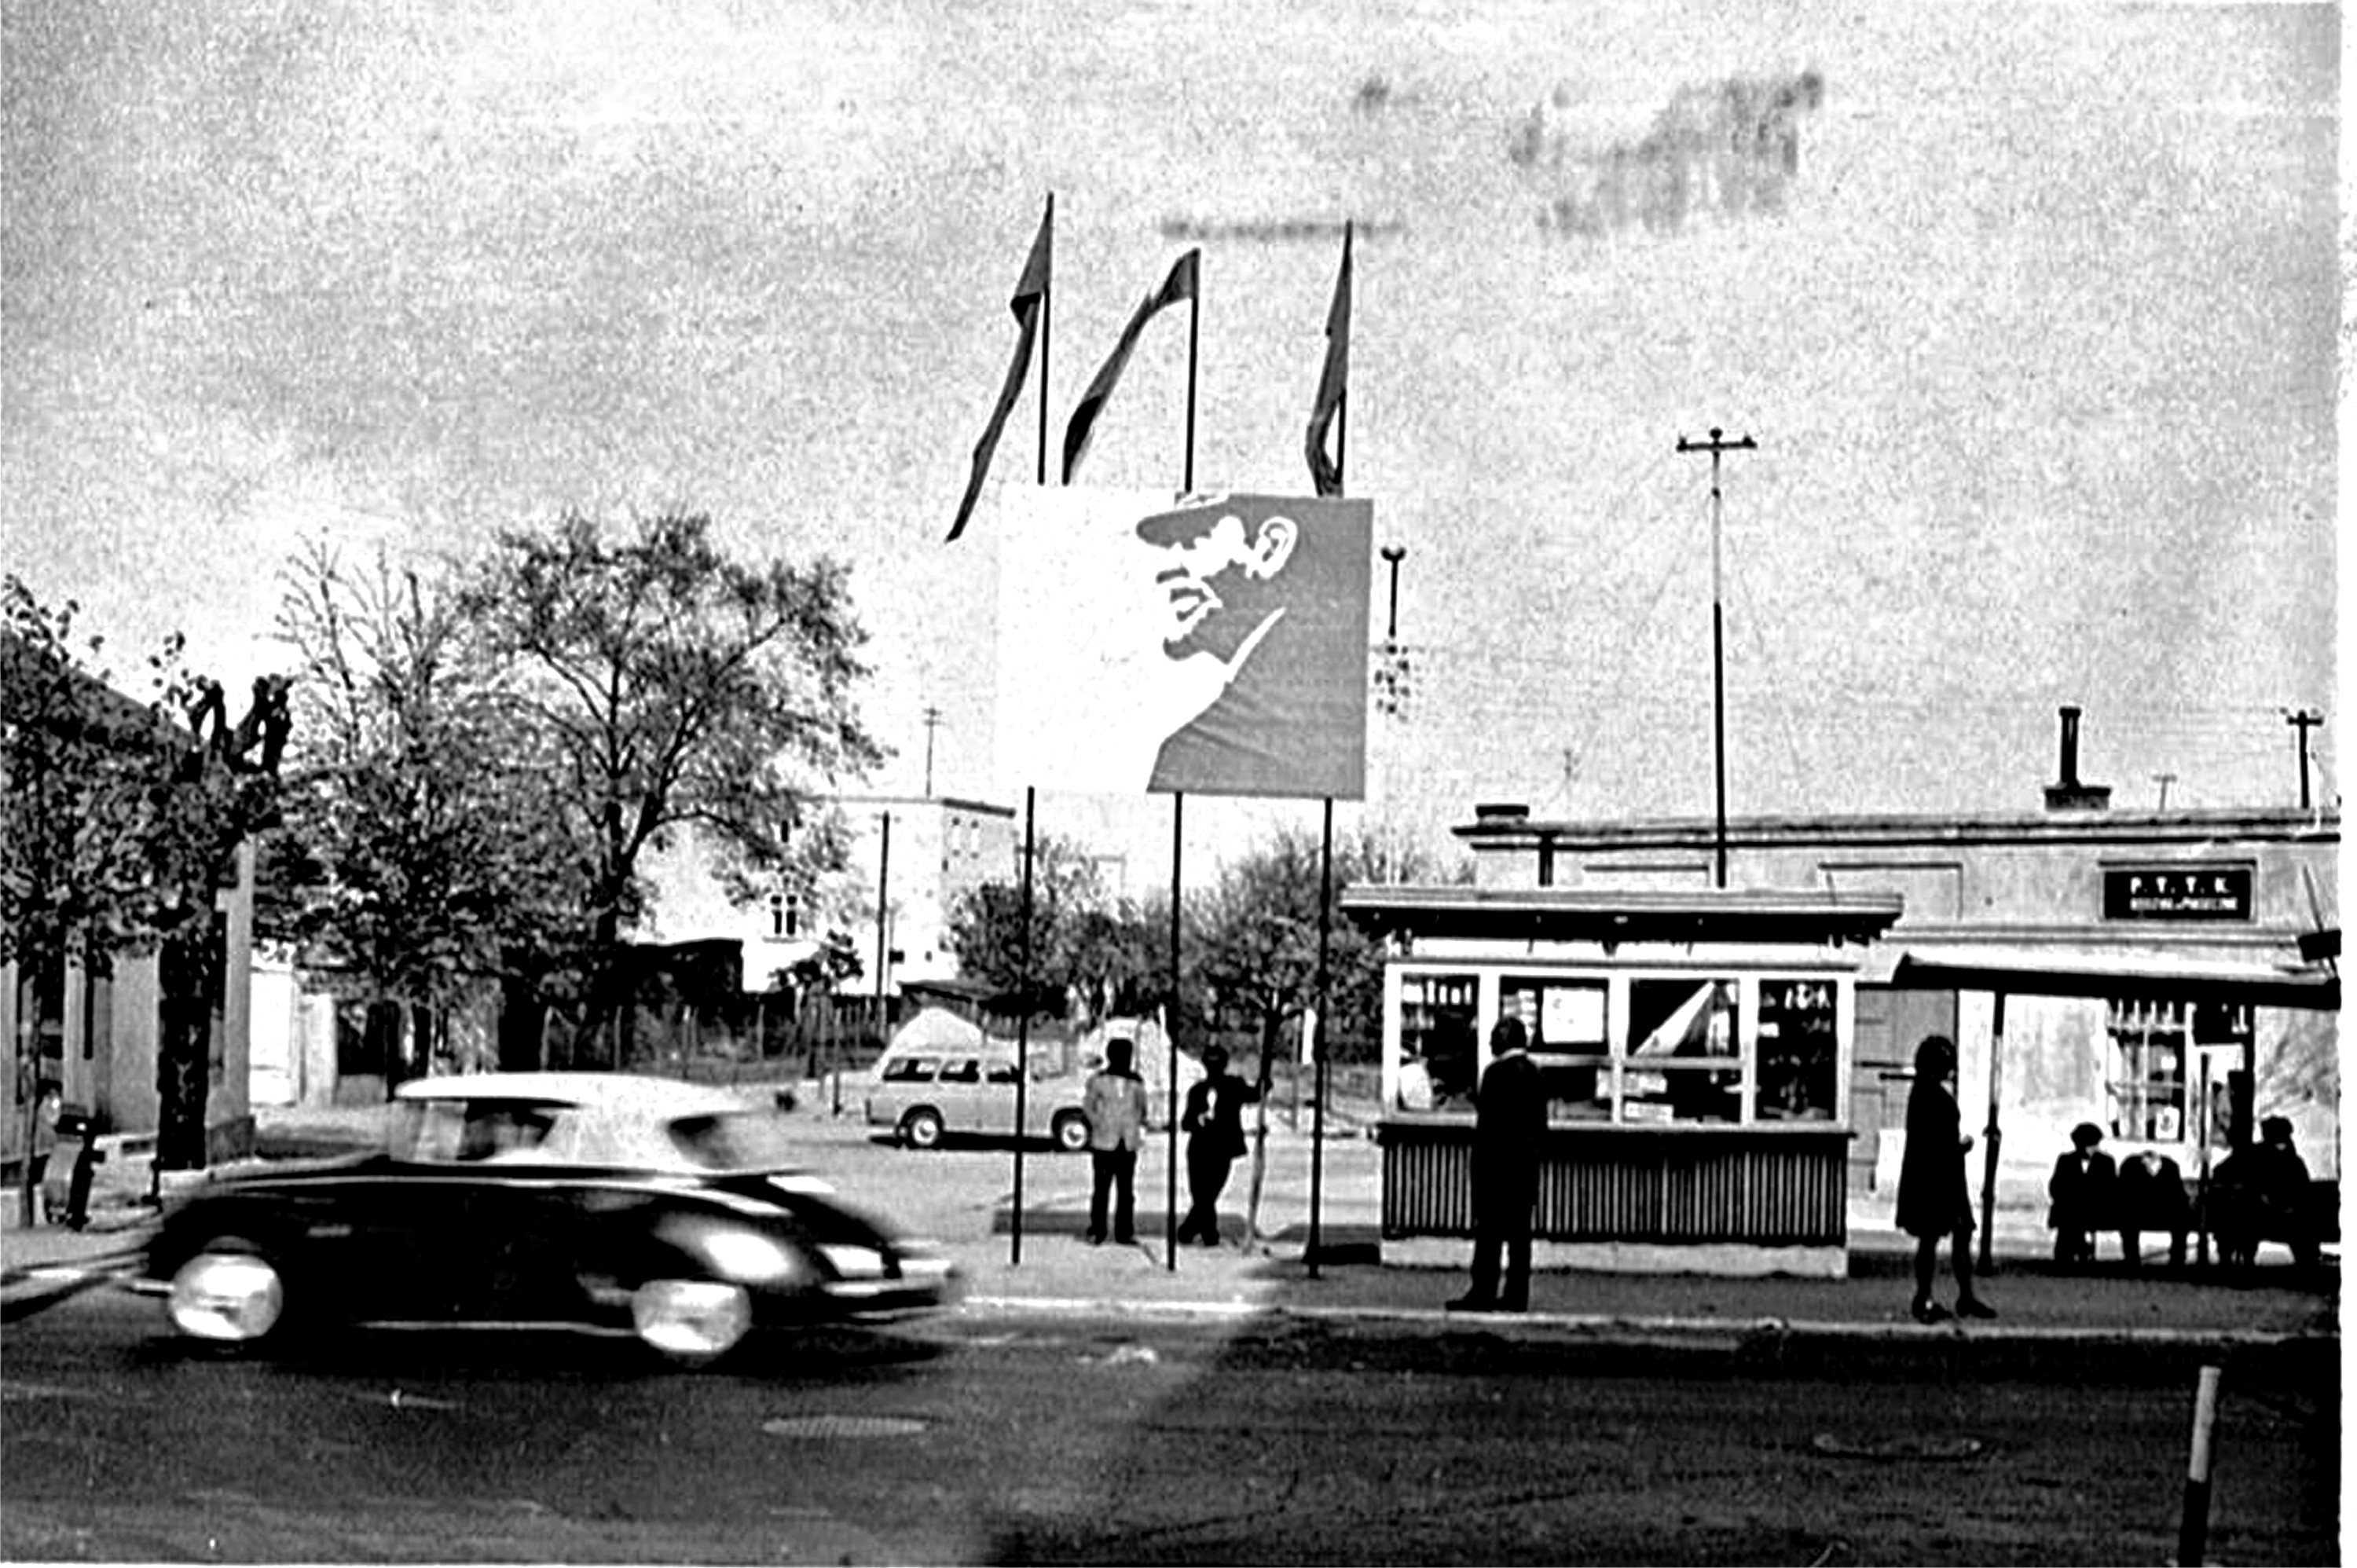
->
[392,1072,757,1119]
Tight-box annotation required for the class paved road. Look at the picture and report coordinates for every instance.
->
[5,1281,2336,1565]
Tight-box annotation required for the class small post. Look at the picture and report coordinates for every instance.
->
[2177,1364,2222,1567]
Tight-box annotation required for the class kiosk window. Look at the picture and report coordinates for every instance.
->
[1622,978,1740,1124]
[1627,979,1739,1061]
[1398,973,1479,1112]
[1755,979,1838,1119]
[1501,976,1610,1120]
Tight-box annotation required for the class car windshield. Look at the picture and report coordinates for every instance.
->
[666,1109,801,1172]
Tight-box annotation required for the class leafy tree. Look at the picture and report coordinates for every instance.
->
[1189,820,1471,1242]
[946,837,1167,1021]
[2,576,285,1181]
[457,512,882,1066]
[268,544,590,1072]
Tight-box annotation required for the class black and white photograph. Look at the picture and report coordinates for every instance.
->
[1,1,2339,1563]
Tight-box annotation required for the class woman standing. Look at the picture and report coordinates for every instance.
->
[1896,1034,1996,1323]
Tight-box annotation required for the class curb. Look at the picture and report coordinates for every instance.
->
[954,1294,2337,1350]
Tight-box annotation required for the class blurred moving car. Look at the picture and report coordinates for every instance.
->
[125,1072,959,1366]
[863,1050,1092,1152]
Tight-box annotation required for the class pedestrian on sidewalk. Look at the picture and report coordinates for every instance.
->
[1082,1036,1149,1246]
[1897,1034,1996,1324]
[1176,1045,1257,1247]
[2046,1121,2116,1266]
[25,1082,60,1225]
[1447,1016,1546,1314]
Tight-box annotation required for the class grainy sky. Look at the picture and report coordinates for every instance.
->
[2,0,2339,883]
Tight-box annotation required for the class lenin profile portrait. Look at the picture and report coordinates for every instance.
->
[993,488,1373,800]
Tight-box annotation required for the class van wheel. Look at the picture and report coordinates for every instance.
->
[900,1108,944,1149]
[1052,1112,1091,1153]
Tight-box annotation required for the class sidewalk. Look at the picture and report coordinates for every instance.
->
[5,1097,2337,1353]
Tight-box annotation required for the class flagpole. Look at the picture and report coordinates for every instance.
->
[1010,786,1036,1266]
[1037,193,1052,483]
[1167,791,1184,1271]
[1307,797,1334,1279]
[1182,279,1199,493]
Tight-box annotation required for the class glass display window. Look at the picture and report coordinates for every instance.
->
[1501,976,1611,1119]
[1396,972,1479,1112]
[2106,997,2249,1145]
[1754,978,1839,1120]
[1626,977,1739,1061]
[1383,964,1851,1128]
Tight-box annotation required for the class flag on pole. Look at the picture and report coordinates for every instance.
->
[1305,222,1352,497]
[947,198,1054,542]
[1061,249,1200,484]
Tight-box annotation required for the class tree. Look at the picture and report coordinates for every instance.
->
[457,513,882,1066]
[945,837,1166,1022]
[2,576,285,1183]
[269,544,589,1074]
[1189,820,1469,1244]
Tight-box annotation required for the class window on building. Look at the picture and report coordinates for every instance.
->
[1620,977,1742,1124]
[2107,998,2250,1145]
[769,894,801,940]
[2106,998,2190,1142]
[1396,973,1479,1112]
[1755,979,1838,1120]
[1501,976,1610,1119]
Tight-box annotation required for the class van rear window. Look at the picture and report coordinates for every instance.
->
[880,1057,939,1083]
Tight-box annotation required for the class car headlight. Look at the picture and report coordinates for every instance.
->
[699,1229,802,1284]
[816,1244,888,1280]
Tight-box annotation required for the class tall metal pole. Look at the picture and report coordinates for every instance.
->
[1676,427,1755,888]
[862,810,889,1117]
[1307,798,1335,1280]
[1011,787,1035,1266]
[1167,792,1184,1271]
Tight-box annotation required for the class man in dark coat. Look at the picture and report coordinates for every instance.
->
[1447,1017,1548,1313]
[1175,1045,1259,1246]
[1897,1034,1996,1323]
[2046,1121,2117,1265]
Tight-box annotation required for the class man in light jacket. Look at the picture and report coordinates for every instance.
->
[1083,1037,1150,1246]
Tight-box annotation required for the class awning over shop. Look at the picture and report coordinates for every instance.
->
[1887,945,2339,1011]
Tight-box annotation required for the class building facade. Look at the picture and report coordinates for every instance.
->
[1451,797,2339,1207]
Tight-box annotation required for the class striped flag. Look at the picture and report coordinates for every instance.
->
[1305,222,1352,497]
[948,197,1054,542]
[1061,249,1200,484]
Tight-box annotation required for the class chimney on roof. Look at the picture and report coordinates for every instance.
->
[2044,705,2112,811]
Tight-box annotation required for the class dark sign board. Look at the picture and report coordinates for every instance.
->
[2102,866,2253,921]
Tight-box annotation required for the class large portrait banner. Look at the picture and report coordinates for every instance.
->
[994,487,1373,800]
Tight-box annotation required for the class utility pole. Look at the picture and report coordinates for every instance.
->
[921,705,943,797]
[2153,771,2176,811]
[1675,426,1756,889]
[2282,708,2323,811]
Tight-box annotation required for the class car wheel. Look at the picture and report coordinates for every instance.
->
[631,1278,753,1366]
[167,1244,287,1346]
[900,1108,945,1150]
[1052,1112,1091,1153]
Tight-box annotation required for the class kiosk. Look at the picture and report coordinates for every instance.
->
[1340,885,1905,1277]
